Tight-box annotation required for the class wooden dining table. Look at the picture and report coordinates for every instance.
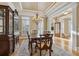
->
[30,34,53,56]
[30,36,42,55]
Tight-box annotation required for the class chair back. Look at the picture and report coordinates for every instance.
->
[27,31,30,41]
[39,35,53,50]
[40,34,53,38]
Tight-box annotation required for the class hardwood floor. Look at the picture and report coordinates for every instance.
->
[11,37,72,56]
[11,36,26,56]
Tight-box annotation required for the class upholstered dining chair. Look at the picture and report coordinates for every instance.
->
[36,35,53,56]
[26,31,31,49]
[27,31,38,55]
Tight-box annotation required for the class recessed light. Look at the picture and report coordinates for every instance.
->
[64,11,68,15]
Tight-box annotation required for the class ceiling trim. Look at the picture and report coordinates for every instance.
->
[19,2,23,11]
[19,2,56,13]
[46,2,73,17]
[23,9,43,14]
[44,2,56,12]
[8,2,16,11]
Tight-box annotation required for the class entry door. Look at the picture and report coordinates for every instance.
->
[55,22,61,37]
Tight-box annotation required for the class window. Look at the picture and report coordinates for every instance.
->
[37,19,44,36]
[22,16,30,35]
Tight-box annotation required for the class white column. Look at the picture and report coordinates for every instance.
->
[47,17,52,32]
[71,3,79,51]
[19,15,23,36]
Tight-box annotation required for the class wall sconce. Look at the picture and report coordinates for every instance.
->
[51,26,54,31]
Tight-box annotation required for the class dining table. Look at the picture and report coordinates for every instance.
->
[29,34,53,56]
[30,36,43,55]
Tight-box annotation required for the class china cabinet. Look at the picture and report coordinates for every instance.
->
[0,5,14,56]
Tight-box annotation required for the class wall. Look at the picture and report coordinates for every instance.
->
[29,17,37,35]
[43,17,48,31]
[64,19,69,35]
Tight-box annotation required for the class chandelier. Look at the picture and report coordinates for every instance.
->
[32,3,44,25]
[36,13,38,19]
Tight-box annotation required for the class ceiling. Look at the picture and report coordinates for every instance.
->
[12,2,54,12]
[0,2,71,17]
[22,2,52,11]
[11,2,56,17]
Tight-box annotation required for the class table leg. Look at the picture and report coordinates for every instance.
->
[30,42,32,56]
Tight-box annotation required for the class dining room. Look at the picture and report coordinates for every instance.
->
[0,2,79,56]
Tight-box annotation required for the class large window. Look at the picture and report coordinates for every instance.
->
[22,16,30,35]
[37,19,44,36]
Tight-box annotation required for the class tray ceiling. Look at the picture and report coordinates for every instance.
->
[13,2,53,12]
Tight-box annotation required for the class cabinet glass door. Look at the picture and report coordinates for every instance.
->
[14,16,19,33]
[9,12,13,35]
[0,9,5,34]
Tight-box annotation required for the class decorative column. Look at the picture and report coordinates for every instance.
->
[71,3,79,52]
[19,15,23,36]
[47,17,52,32]
[43,16,48,31]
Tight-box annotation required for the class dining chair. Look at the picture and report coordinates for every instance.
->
[26,31,31,49]
[36,35,53,56]
[27,31,38,55]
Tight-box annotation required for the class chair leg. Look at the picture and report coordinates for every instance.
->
[35,46,37,53]
[30,43,32,56]
[30,52,32,56]
[49,49,51,56]
[49,50,51,56]
[40,49,41,56]
[28,43,30,49]
[35,43,37,53]
[51,50,53,52]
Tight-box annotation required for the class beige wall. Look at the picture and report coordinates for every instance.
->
[70,3,79,52]
[19,15,23,36]
[29,17,37,34]
[43,17,48,31]
[64,19,69,35]
[76,4,79,48]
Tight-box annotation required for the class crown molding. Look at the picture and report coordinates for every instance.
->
[12,2,56,16]
[19,10,45,17]
[19,2,23,11]
[44,2,56,13]
[0,2,16,11]
[8,2,16,11]
[45,2,76,18]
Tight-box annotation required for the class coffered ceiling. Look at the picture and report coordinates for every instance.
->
[12,2,53,12]
[22,2,52,11]
[0,2,72,18]
[0,2,66,17]
[11,2,56,17]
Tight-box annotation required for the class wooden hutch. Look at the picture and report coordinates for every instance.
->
[0,5,19,56]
